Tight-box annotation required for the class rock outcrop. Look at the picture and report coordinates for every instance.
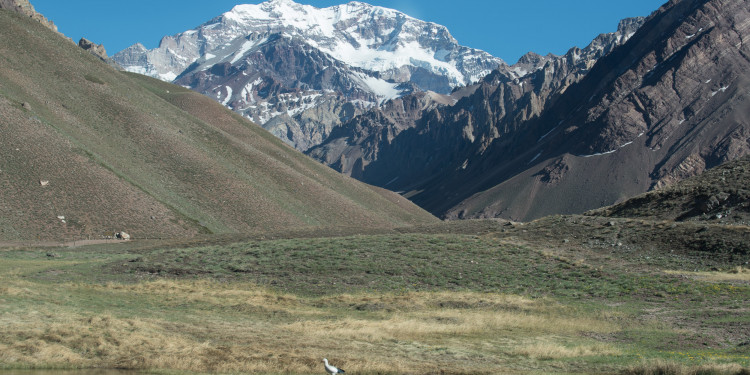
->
[587,156,750,225]
[78,38,108,61]
[0,0,57,33]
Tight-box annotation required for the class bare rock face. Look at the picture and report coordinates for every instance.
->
[173,33,387,150]
[0,0,57,33]
[78,38,108,61]
[306,89,465,179]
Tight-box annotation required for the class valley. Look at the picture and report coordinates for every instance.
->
[1,216,748,374]
[0,0,749,374]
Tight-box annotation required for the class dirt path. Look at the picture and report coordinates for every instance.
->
[0,239,129,248]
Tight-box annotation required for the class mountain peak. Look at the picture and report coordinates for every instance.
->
[115,0,503,90]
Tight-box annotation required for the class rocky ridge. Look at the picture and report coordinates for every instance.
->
[312,0,750,223]
[0,0,57,33]
[587,155,750,225]
[435,0,750,221]
[307,17,645,188]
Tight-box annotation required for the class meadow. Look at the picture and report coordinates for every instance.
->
[1,220,748,374]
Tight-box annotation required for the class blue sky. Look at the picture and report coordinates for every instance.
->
[32,0,665,63]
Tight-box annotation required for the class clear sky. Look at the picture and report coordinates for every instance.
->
[31,0,665,64]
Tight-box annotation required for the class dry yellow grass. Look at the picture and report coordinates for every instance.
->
[664,267,750,282]
[0,278,624,374]
[511,339,621,360]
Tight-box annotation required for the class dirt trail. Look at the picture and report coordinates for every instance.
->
[0,239,129,248]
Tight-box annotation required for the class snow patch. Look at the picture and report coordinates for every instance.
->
[231,37,268,64]
[222,86,233,105]
[579,138,635,158]
[528,151,543,164]
[538,127,557,142]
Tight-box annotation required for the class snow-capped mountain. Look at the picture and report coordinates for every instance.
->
[112,0,504,150]
[115,0,503,89]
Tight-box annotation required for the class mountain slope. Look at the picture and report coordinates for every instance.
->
[306,16,645,212]
[587,155,750,224]
[0,8,437,240]
[441,0,750,221]
[112,0,504,151]
[315,0,750,222]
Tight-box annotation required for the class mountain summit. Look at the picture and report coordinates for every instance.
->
[114,0,502,89]
[112,0,503,150]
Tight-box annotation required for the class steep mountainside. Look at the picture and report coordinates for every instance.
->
[307,17,645,199]
[587,156,750,224]
[438,0,750,221]
[312,0,750,222]
[172,33,400,151]
[0,8,437,240]
[306,89,468,180]
[112,0,503,150]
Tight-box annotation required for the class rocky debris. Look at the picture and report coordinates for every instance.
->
[536,158,570,185]
[78,38,108,61]
[39,180,49,186]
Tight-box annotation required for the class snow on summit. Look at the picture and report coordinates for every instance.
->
[113,0,504,89]
[111,0,505,151]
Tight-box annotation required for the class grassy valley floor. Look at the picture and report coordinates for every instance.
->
[0,219,748,374]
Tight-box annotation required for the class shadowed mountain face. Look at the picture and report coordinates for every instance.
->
[310,0,750,222]
[306,16,646,214]
[0,8,437,240]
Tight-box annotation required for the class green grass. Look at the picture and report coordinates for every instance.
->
[1,223,748,374]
